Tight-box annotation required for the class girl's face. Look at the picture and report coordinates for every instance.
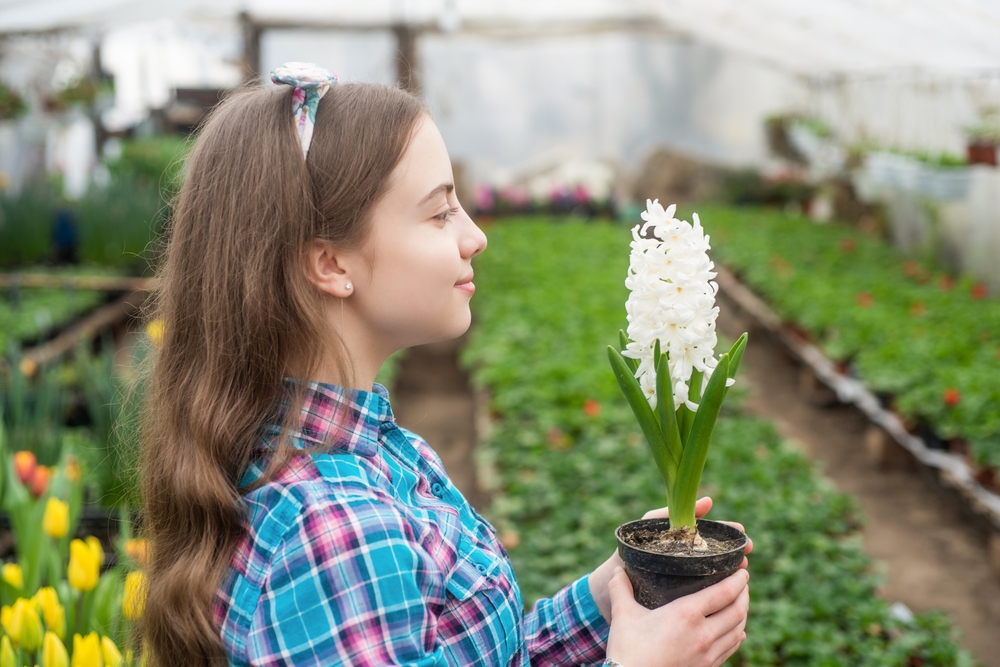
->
[342,114,487,356]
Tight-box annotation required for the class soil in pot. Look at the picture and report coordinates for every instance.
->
[616,518,747,609]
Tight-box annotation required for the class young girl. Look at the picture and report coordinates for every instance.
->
[139,63,750,667]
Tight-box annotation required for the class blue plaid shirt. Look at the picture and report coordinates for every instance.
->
[214,380,610,666]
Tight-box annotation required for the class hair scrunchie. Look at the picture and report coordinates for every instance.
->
[270,62,339,158]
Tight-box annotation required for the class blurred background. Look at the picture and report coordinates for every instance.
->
[2,2,1000,666]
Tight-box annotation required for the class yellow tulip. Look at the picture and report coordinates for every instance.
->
[1,563,23,590]
[42,631,69,667]
[0,636,14,667]
[67,540,99,592]
[1,605,12,636]
[145,320,164,347]
[71,632,102,667]
[85,537,105,569]
[43,498,70,540]
[9,597,43,652]
[100,636,122,667]
[32,588,65,640]
[122,572,146,622]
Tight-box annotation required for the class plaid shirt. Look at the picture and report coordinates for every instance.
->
[214,380,610,666]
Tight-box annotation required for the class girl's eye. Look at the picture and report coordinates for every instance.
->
[435,207,460,223]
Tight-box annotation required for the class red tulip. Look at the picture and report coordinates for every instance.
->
[28,465,50,498]
[582,399,601,417]
[13,451,36,486]
[856,292,874,308]
[970,283,988,300]
[943,388,961,407]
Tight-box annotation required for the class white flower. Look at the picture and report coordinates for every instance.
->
[622,200,721,410]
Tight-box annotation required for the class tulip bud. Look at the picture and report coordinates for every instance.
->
[10,597,43,652]
[29,465,51,498]
[43,498,70,540]
[123,539,148,568]
[68,540,99,592]
[123,572,146,621]
[0,636,13,667]
[14,451,37,485]
[1,563,23,590]
[101,636,124,667]
[32,587,66,640]
[42,630,69,667]
[72,632,102,667]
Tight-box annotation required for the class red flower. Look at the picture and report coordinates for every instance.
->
[970,283,988,300]
[902,260,920,278]
[939,275,955,291]
[909,301,926,317]
[582,399,601,417]
[943,388,961,407]
[839,237,857,254]
[28,465,50,498]
[13,451,36,486]
[856,292,874,308]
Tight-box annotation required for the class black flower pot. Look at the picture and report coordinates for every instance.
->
[615,518,748,609]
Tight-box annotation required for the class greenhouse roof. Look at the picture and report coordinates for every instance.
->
[1,0,999,78]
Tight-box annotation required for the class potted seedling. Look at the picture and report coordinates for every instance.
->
[608,200,748,609]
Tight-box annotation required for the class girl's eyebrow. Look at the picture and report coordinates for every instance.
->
[418,183,454,206]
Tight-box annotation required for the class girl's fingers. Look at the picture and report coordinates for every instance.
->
[712,624,747,667]
[705,586,750,637]
[689,569,748,617]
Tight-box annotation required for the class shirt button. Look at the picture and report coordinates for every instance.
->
[431,482,444,497]
[476,563,487,574]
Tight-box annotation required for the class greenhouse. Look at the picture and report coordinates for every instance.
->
[1,1,999,665]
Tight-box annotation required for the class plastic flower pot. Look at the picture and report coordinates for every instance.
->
[615,518,748,609]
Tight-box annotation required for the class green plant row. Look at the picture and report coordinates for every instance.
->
[0,269,126,349]
[462,218,970,667]
[693,205,1000,470]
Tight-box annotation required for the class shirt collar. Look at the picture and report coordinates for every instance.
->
[262,378,395,458]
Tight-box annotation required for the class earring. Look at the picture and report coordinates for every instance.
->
[345,283,353,291]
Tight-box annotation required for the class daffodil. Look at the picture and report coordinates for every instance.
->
[122,572,146,621]
[101,636,123,667]
[68,540,99,592]
[43,498,70,539]
[32,587,66,639]
[9,597,43,652]
[42,631,69,667]
[71,632,102,667]
[0,636,14,667]
[1,563,22,590]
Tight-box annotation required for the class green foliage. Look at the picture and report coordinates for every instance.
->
[0,267,122,349]
[464,218,970,665]
[0,136,189,270]
[697,205,1000,467]
[0,81,26,120]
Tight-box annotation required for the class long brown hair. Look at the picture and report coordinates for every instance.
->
[139,82,426,665]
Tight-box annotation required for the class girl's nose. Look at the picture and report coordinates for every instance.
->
[461,212,488,259]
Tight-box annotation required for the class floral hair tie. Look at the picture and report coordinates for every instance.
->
[270,62,339,158]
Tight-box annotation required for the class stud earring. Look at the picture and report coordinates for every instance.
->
[345,283,353,290]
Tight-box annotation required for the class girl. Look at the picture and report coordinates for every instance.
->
[139,63,750,667]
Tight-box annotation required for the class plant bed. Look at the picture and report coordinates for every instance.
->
[464,218,971,665]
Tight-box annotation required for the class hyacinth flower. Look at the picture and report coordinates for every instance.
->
[608,200,747,542]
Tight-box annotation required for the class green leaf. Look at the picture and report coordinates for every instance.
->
[671,353,731,530]
[618,330,638,374]
[655,353,683,494]
[608,346,673,495]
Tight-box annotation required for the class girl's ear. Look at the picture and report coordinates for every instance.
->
[304,240,355,298]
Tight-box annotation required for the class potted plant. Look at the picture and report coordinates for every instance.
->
[608,200,749,608]
[964,107,1000,167]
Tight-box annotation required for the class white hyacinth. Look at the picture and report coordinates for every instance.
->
[622,200,723,410]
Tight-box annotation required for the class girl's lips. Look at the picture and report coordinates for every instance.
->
[456,281,475,295]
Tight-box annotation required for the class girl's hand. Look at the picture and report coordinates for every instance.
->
[605,566,750,667]
[588,497,753,624]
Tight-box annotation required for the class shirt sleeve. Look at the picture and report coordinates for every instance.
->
[523,574,611,666]
[247,492,448,666]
